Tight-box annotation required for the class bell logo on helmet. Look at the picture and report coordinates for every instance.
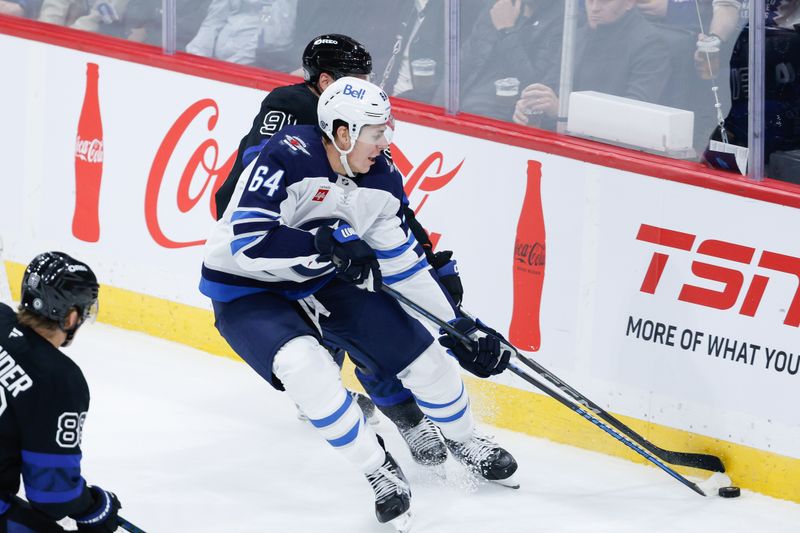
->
[343,84,366,100]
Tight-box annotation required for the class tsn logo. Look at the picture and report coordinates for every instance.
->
[636,223,800,327]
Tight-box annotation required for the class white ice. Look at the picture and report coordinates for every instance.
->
[64,323,800,533]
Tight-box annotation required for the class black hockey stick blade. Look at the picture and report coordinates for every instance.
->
[381,285,722,477]
[117,515,148,533]
[512,353,725,473]
[508,362,706,497]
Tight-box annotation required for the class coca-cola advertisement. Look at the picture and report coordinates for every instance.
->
[73,62,104,242]
[509,160,546,351]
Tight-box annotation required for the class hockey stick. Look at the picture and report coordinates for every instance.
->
[387,284,724,472]
[9,495,147,532]
[117,515,148,533]
[381,285,712,495]
[506,361,705,496]
[510,349,725,472]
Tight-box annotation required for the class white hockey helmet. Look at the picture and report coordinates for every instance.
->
[317,76,395,176]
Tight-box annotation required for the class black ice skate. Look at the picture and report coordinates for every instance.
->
[445,433,519,488]
[352,391,379,426]
[398,416,447,466]
[365,452,412,532]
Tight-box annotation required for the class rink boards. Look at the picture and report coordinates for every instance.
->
[1,22,799,503]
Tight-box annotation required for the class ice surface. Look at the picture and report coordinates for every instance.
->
[60,323,800,533]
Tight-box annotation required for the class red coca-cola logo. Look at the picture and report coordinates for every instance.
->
[142,100,465,249]
[515,241,545,267]
[75,136,104,163]
[390,143,464,248]
[145,99,235,249]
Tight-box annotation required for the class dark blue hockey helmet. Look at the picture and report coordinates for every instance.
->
[20,251,99,326]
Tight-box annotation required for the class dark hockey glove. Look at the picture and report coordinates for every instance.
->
[430,250,463,306]
[438,317,512,378]
[315,224,382,292]
[73,486,121,533]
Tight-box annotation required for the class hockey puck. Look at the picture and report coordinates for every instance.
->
[718,486,741,498]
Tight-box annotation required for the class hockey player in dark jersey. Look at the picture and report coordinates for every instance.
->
[201,77,517,531]
[0,252,122,532]
[215,34,465,467]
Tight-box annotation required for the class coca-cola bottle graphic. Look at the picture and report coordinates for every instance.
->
[72,62,104,242]
[509,160,546,351]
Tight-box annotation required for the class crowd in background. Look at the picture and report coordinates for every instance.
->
[2,0,799,178]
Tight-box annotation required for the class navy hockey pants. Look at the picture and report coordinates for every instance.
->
[212,279,433,402]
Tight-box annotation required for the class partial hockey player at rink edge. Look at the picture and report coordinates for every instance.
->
[200,77,517,531]
[0,252,122,532]
[215,33,465,469]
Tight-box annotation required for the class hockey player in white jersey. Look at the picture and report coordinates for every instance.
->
[200,77,517,530]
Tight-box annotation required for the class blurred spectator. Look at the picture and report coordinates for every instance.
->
[637,0,717,31]
[694,1,742,79]
[186,0,297,66]
[38,0,88,25]
[704,2,800,173]
[459,0,563,120]
[513,0,670,128]
[0,0,25,17]
[378,0,445,101]
[70,0,128,33]
[124,0,211,48]
[1,0,40,17]
[264,1,484,102]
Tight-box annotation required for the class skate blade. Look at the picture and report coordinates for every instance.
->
[386,511,413,533]
[388,510,413,533]
[491,474,520,489]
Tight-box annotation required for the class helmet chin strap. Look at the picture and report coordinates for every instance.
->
[339,153,356,178]
[332,131,359,177]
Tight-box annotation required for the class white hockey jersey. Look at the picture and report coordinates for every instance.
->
[200,125,434,304]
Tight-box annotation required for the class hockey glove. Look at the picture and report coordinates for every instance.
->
[430,250,464,306]
[73,486,121,533]
[438,317,512,378]
[315,224,382,292]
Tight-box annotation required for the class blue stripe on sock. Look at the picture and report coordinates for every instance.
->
[327,420,360,447]
[309,393,353,429]
[414,382,465,409]
[426,402,469,424]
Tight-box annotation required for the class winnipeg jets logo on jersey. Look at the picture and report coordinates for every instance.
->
[281,135,311,156]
